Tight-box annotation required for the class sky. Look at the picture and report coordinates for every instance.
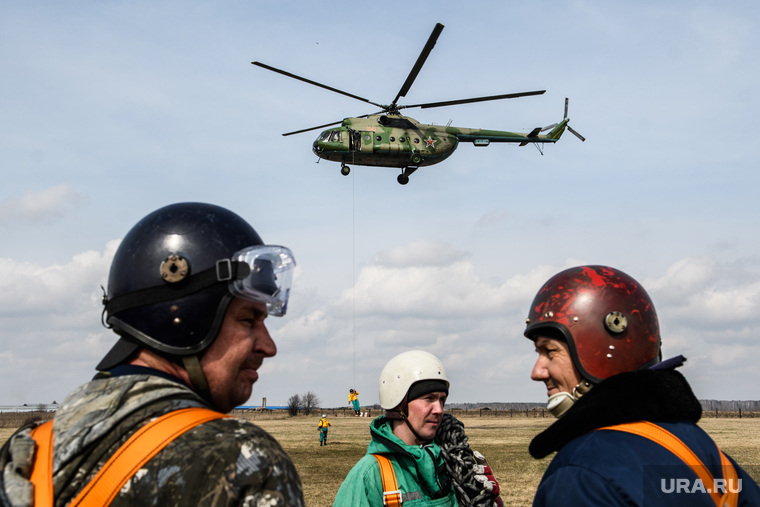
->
[2,1,759,409]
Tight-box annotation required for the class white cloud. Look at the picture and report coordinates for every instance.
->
[0,239,118,316]
[373,240,470,268]
[474,210,512,229]
[646,257,760,329]
[0,184,89,227]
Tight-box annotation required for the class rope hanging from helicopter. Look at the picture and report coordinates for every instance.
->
[352,170,357,388]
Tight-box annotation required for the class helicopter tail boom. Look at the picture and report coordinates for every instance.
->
[545,120,568,141]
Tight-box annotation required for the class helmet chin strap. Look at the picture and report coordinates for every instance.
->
[547,380,593,418]
[400,410,432,445]
[387,395,431,445]
[182,355,214,407]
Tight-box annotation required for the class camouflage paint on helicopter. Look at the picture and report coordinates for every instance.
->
[314,115,457,171]
[313,112,570,183]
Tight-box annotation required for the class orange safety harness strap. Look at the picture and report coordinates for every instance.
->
[597,421,738,507]
[29,407,227,507]
[29,420,54,506]
[373,454,402,506]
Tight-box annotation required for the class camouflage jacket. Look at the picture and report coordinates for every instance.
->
[0,372,304,506]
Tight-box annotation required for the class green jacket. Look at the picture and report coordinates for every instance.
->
[333,416,457,507]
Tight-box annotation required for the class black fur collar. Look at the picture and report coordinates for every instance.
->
[529,369,702,458]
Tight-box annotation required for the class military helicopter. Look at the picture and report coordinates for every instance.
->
[252,23,584,185]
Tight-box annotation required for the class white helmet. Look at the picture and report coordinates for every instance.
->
[378,350,450,410]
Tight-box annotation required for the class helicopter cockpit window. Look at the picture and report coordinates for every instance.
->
[319,131,331,141]
[330,131,342,142]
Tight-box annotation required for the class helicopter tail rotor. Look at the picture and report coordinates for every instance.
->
[543,98,585,142]
[562,98,585,141]
[567,124,586,142]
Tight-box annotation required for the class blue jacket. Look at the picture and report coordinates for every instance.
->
[531,369,760,506]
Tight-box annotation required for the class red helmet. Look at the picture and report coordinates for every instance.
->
[524,265,661,383]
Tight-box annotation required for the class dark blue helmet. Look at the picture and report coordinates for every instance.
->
[98,202,295,370]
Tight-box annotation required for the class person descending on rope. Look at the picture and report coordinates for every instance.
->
[348,388,361,416]
[318,414,331,446]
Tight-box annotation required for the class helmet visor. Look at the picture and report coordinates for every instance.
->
[229,245,296,316]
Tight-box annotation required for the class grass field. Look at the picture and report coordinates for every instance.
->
[1,413,757,506]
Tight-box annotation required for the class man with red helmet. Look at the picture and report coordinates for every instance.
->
[524,265,759,506]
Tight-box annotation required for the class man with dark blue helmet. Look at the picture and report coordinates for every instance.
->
[0,202,304,506]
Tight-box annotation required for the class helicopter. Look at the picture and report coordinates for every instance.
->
[252,23,584,185]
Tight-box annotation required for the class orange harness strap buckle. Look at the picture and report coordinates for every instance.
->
[373,453,402,506]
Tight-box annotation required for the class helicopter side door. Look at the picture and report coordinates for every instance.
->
[347,129,374,154]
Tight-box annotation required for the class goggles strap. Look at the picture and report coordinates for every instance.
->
[104,261,249,316]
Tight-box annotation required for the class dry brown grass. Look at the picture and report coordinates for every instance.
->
[0,428,16,446]
[698,418,760,481]
[0,412,757,506]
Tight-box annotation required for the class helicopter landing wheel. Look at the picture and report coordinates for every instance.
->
[397,174,409,185]
[340,165,350,176]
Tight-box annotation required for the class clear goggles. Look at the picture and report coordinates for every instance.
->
[218,245,296,317]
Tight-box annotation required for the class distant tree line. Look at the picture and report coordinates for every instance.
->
[448,401,760,412]
[287,391,321,416]
[447,402,545,411]
[700,400,760,411]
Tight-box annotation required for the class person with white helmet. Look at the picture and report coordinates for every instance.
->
[524,265,760,506]
[334,350,456,506]
[333,350,503,506]
[0,202,304,506]
[318,413,332,446]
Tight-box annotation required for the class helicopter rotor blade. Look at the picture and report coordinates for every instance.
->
[391,23,445,108]
[252,61,385,109]
[541,123,558,132]
[567,125,586,142]
[283,121,343,137]
[564,97,569,119]
[401,89,546,110]
[282,111,382,136]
